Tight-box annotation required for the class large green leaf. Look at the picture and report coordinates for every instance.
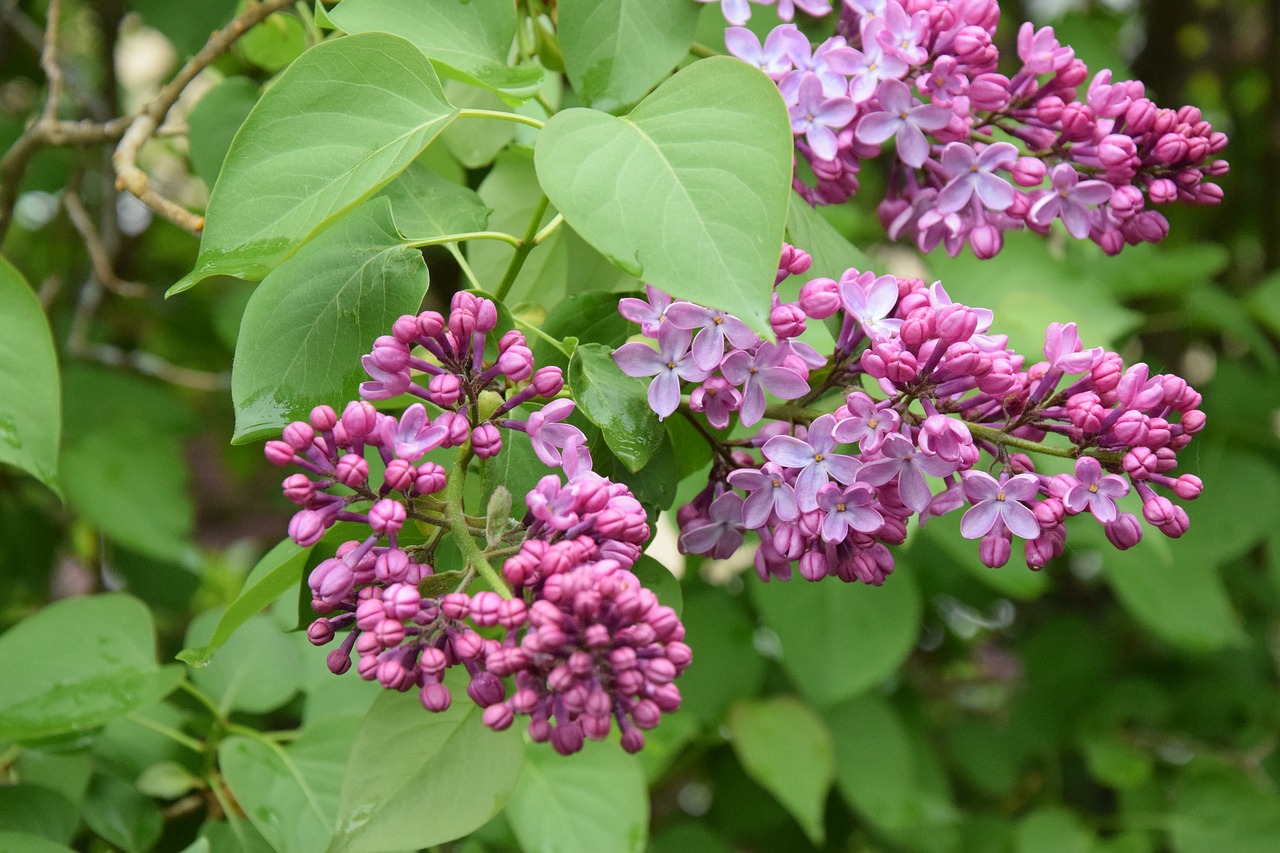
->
[82,773,162,853]
[506,741,649,853]
[327,0,543,101]
[219,718,357,853]
[784,192,872,283]
[172,33,457,294]
[677,585,765,726]
[750,571,922,708]
[185,611,302,715]
[1170,768,1280,853]
[381,161,489,240]
[331,689,524,852]
[231,199,430,442]
[535,56,792,334]
[187,76,259,189]
[558,0,700,111]
[0,254,60,492]
[0,594,182,742]
[570,342,662,472]
[728,696,835,846]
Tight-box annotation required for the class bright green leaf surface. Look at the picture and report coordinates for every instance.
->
[332,689,524,852]
[750,570,921,708]
[1170,769,1280,853]
[172,33,456,293]
[570,343,662,472]
[535,56,792,334]
[327,0,543,101]
[441,82,517,169]
[1014,807,1095,853]
[380,161,489,239]
[532,291,635,371]
[0,594,182,742]
[785,192,872,283]
[0,254,60,492]
[0,833,76,853]
[231,199,430,442]
[177,538,310,665]
[186,611,301,715]
[187,77,259,189]
[238,12,306,72]
[558,0,700,111]
[506,741,649,853]
[0,785,78,845]
[728,696,835,846]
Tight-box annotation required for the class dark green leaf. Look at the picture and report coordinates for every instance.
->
[532,291,635,372]
[172,33,457,293]
[827,693,917,830]
[631,554,682,615]
[231,198,430,442]
[129,0,237,56]
[0,832,77,853]
[785,191,872,283]
[82,773,163,853]
[0,254,60,492]
[332,689,524,852]
[750,570,921,708]
[506,741,649,853]
[535,56,793,334]
[0,785,78,845]
[677,585,765,726]
[728,696,834,845]
[0,594,183,742]
[570,343,662,472]
[558,0,700,111]
[1170,769,1280,853]
[417,570,468,599]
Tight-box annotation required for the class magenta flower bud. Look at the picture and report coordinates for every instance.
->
[417,311,445,339]
[969,224,1003,260]
[1129,211,1170,243]
[341,401,379,441]
[440,592,470,620]
[469,591,503,627]
[770,303,807,339]
[1174,474,1203,500]
[497,347,534,382]
[427,373,462,407]
[1099,133,1138,173]
[798,277,840,319]
[419,647,447,678]
[1012,157,1046,187]
[370,335,410,373]
[356,653,378,680]
[420,681,452,712]
[309,405,338,432]
[283,421,315,451]
[1147,178,1178,205]
[483,703,515,731]
[979,529,1011,568]
[467,671,506,707]
[1059,103,1095,142]
[531,367,564,397]
[1104,512,1143,550]
[620,728,645,754]
[1034,95,1065,124]
[551,723,585,756]
[355,598,384,631]
[369,499,406,535]
[665,641,693,670]
[900,309,936,350]
[799,550,827,581]
[471,424,502,459]
[1033,498,1064,527]
[379,458,413,492]
[475,298,498,332]
[374,618,405,648]
[632,698,661,729]
[413,461,447,494]
[1122,447,1158,480]
[436,411,470,447]
[449,307,477,340]
[335,454,369,488]
[265,440,295,466]
[310,558,354,605]
[451,629,485,661]
[1024,531,1061,569]
[326,648,352,675]
[307,618,335,646]
[1109,185,1144,215]
[391,314,419,342]
[497,329,524,353]
[968,72,1011,111]
[651,683,682,712]
[289,510,329,547]
[282,473,316,505]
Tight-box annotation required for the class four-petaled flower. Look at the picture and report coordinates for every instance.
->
[1028,164,1115,239]
[721,342,810,427]
[789,74,856,162]
[763,414,863,511]
[959,471,1042,539]
[1063,457,1129,522]
[936,141,1019,214]
[854,78,951,168]
[525,399,588,467]
[729,462,800,528]
[817,482,884,541]
[613,323,712,420]
[859,432,958,513]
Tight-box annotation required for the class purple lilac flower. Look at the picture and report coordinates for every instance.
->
[959,471,1042,539]
[617,285,671,337]
[728,462,800,528]
[612,323,712,420]
[790,74,857,162]
[859,432,959,513]
[679,492,746,558]
[838,270,903,339]
[763,414,863,511]
[935,142,1019,214]
[1028,164,1114,238]
[720,342,810,427]
[817,482,884,541]
[663,302,759,371]
[854,78,950,168]
[833,391,899,453]
[725,26,795,79]
[1063,457,1129,523]
[524,399,588,467]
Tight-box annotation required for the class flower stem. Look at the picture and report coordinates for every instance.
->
[445,445,513,599]
[492,195,551,302]
[126,712,204,753]
[406,230,522,249]
[455,108,545,130]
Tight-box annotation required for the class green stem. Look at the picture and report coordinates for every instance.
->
[492,194,551,302]
[445,445,513,599]
[451,245,482,289]
[406,230,522,249]
[178,679,225,722]
[455,108,545,130]
[690,42,720,58]
[513,314,571,356]
[126,713,204,753]
[533,213,564,245]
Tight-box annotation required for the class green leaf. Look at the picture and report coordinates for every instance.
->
[1079,735,1153,790]
[0,594,182,742]
[1014,807,1094,853]
[187,77,259,189]
[558,0,700,111]
[1178,449,1280,571]
[231,198,430,442]
[186,611,302,715]
[728,696,835,846]
[381,161,489,240]
[172,33,457,293]
[535,56,792,334]
[506,741,649,853]
[82,773,163,853]
[1170,769,1280,853]
[440,82,517,169]
[750,571,922,708]
[631,554,682,615]
[220,718,357,853]
[785,192,872,283]
[678,585,765,726]
[177,538,310,665]
[0,254,60,492]
[327,0,543,101]
[0,832,76,853]
[827,693,916,830]
[136,761,200,799]
[130,0,237,56]
[0,785,78,845]
[332,689,524,852]
[532,291,635,372]
[570,343,663,472]
[238,11,306,72]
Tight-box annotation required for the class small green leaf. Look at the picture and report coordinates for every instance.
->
[82,773,163,853]
[1014,807,1094,853]
[380,161,489,240]
[0,254,60,492]
[0,594,182,742]
[558,0,700,111]
[785,192,872,283]
[631,555,682,615]
[173,33,457,293]
[535,56,793,334]
[238,11,306,72]
[0,785,78,845]
[327,0,543,101]
[332,689,524,852]
[729,696,835,846]
[418,570,468,599]
[135,761,200,800]
[486,485,513,546]
[750,570,922,708]
[231,198,430,443]
[177,538,310,665]
[506,741,649,853]
[186,612,302,715]
[570,343,662,472]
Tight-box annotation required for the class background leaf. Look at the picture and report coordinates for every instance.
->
[185,611,302,715]
[0,254,60,492]
[570,342,663,472]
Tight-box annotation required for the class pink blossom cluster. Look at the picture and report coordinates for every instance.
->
[615,256,1205,578]
[722,0,1228,257]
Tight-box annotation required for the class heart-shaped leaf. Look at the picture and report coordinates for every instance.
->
[535,56,792,334]
[0,255,60,493]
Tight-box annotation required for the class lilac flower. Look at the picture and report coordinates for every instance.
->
[838,270,903,339]
[1063,457,1129,523]
[524,399,587,468]
[1017,23,1074,75]
[763,414,863,511]
[359,355,410,400]
[613,323,712,420]
[959,471,1042,539]
[663,302,759,371]
[779,33,851,101]
[789,74,857,162]
[726,26,795,79]
[696,0,768,26]
[382,404,446,461]
[833,391,899,453]
[679,492,746,559]
[1028,164,1114,239]
[689,377,742,430]
[854,78,950,168]
[936,142,1019,214]
[1043,322,1102,375]
[721,342,810,427]
[617,285,671,337]
[830,18,909,102]
[859,432,958,513]
[874,2,930,66]
[778,0,833,19]
[817,482,884,541]
[918,56,968,106]
[728,462,800,528]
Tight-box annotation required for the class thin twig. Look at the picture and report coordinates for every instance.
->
[62,190,149,298]
[38,0,63,124]
[73,343,231,392]
[112,0,295,234]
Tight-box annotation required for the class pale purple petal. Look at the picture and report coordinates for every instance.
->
[1001,502,1041,539]
[613,342,664,377]
[825,454,863,484]
[855,111,900,145]
[974,173,1015,211]
[794,464,828,511]
[648,372,682,419]
[897,464,934,513]
[960,501,1000,538]
[896,121,931,168]
[763,435,816,468]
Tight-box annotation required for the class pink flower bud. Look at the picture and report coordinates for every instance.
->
[471,424,502,459]
[427,373,462,407]
[420,681,452,712]
[265,441,295,466]
[798,277,840,319]
[469,591,503,627]
[532,367,564,397]
[289,510,329,547]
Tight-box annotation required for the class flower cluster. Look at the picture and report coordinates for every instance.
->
[615,255,1204,578]
[721,0,1227,256]
[266,293,689,754]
